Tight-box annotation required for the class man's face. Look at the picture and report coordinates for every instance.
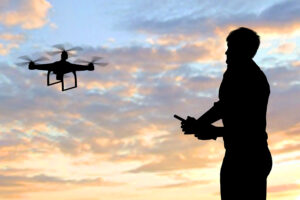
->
[226,42,251,65]
[225,42,237,65]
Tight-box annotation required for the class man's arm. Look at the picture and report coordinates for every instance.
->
[181,101,224,139]
[197,101,223,125]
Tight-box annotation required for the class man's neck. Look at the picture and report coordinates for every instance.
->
[227,59,255,70]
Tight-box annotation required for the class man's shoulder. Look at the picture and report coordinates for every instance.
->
[254,65,269,82]
[252,65,270,93]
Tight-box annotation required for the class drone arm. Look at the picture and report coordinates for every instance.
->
[31,63,56,71]
[70,63,94,71]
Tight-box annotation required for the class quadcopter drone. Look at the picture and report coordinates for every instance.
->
[17,44,108,91]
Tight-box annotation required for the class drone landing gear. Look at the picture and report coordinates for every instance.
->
[62,71,77,91]
[47,71,61,86]
[47,71,78,91]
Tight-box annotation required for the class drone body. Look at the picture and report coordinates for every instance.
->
[18,45,107,91]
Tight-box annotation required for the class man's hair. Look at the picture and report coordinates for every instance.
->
[226,27,260,58]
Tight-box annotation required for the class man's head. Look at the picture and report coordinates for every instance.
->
[225,27,260,65]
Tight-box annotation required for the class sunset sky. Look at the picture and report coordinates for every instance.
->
[0,0,300,199]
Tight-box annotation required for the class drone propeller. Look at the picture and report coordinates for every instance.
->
[47,50,63,56]
[53,44,83,52]
[75,56,108,67]
[66,46,83,52]
[16,56,48,67]
[47,44,83,56]
[53,44,65,51]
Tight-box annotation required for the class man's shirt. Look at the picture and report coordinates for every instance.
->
[214,60,270,148]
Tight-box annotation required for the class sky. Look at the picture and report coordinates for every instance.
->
[0,0,300,199]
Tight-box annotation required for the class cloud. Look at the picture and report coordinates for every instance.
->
[272,143,300,155]
[0,33,25,42]
[268,123,300,158]
[2,41,299,164]
[270,42,297,54]
[291,61,300,67]
[0,35,298,162]
[149,180,211,189]
[240,59,300,135]
[0,173,121,198]
[0,174,108,186]
[127,0,300,39]
[0,0,52,29]
[0,33,26,55]
[128,141,223,173]
[0,168,37,176]
[0,43,19,55]
[268,183,300,193]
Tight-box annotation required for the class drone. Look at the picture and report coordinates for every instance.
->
[17,44,108,91]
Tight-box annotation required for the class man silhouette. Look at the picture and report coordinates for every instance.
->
[181,27,272,200]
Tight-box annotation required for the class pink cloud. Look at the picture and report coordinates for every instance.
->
[268,183,300,193]
[270,42,297,54]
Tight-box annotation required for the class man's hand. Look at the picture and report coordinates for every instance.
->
[181,116,221,140]
[194,125,219,140]
[181,116,198,134]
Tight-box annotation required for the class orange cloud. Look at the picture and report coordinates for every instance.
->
[268,183,300,193]
[0,0,52,29]
[150,180,211,189]
[0,33,25,42]
[146,34,198,46]
[128,142,224,173]
[0,174,121,198]
[85,81,118,90]
[270,42,297,54]
[292,61,300,67]
[0,43,19,55]
[215,24,300,42]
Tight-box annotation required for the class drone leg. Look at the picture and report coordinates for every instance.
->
[62,72,77,91]
[47,71,61,86]
[73,71,77,88]
[61,75,64,91]
[47,70,51,86]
